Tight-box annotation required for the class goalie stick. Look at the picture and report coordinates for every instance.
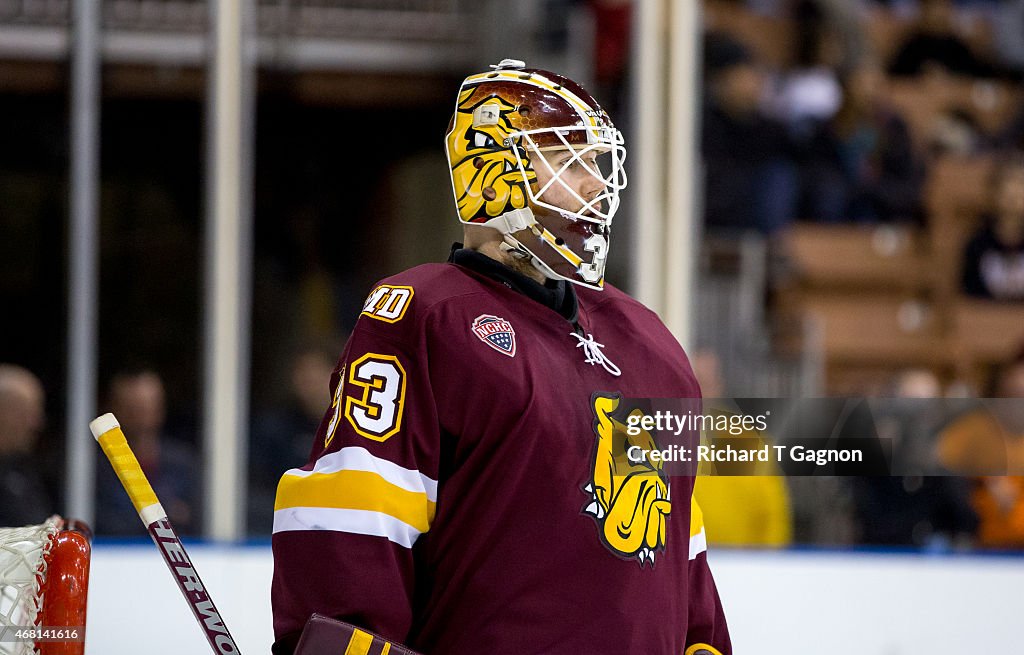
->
[90,413,241,655]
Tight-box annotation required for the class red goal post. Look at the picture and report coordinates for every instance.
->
[0,516,91,655]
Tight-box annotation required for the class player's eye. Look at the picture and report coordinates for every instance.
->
[584,156,604,175]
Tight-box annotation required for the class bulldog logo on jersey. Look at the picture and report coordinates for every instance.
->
[583,393,671,567]
[471,314,517,357]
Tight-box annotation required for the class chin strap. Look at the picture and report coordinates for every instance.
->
[486,209,559,279]
[569,332,621,377]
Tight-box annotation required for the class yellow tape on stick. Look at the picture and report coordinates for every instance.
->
[90,413,164,522]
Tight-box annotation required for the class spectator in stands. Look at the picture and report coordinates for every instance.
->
[851,369,978,548]
[249,341,341,534]
[888,0,998,78]
[95,368,199,536]
[690,350,794,547]
[939,356,1024,548]
[767,0,844,140]
[962,154,1024,300]
[703,32,801,234]
[0,365,56,526]
[802,59,924,222]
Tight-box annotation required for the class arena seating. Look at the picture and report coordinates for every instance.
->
[704,1,1024,393]
[779,153,1024,392]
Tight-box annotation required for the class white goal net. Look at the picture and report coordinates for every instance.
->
[0,517,60,655]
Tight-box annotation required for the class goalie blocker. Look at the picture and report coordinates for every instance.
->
[295,615,419,655]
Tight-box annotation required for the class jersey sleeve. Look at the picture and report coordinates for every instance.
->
[271,291,440,654]
[684,496,732,655]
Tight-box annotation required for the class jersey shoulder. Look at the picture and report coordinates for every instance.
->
[375,262,491,305]
[579,283,691,363]
[353,263,492,342]
[579,281,663,323]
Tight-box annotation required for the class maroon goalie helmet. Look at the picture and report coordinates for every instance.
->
[444,59,627,289]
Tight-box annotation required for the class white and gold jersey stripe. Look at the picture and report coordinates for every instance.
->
[273,446,438,548]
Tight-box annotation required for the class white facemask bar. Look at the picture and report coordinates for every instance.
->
[510,125,627,225]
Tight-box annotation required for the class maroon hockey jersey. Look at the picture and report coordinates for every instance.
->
[271,249,731,655]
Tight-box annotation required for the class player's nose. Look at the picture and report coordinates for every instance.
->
[581,170,605,199]
[581,180,606,214]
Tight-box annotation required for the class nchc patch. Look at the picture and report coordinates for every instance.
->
[471,314,517,357]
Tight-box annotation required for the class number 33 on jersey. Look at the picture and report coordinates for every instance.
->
[324,354,407,448]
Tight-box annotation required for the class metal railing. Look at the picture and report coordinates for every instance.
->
[0,0,480,69]
[695,233,824,398]
[0,0,471,40]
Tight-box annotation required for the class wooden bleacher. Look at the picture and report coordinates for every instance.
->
[789,292,945,365]
[952,299,1024,367]
[779,177,1024,392]
[781,224,929,292]
[778,224,949,392]
[925,156,996,302]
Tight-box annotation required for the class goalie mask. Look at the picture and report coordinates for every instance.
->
[444,59,627,289]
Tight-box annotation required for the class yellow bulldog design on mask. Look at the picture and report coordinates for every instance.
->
[583,393,672,567]
[445,87,537,223]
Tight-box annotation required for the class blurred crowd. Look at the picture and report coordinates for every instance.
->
[0,364,201,536]
[0,349,338,538]
[701,0,1024,239]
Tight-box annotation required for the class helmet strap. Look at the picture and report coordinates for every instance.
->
[482,207,561,281]
[484,208,540,260]
[482,207,536,235]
